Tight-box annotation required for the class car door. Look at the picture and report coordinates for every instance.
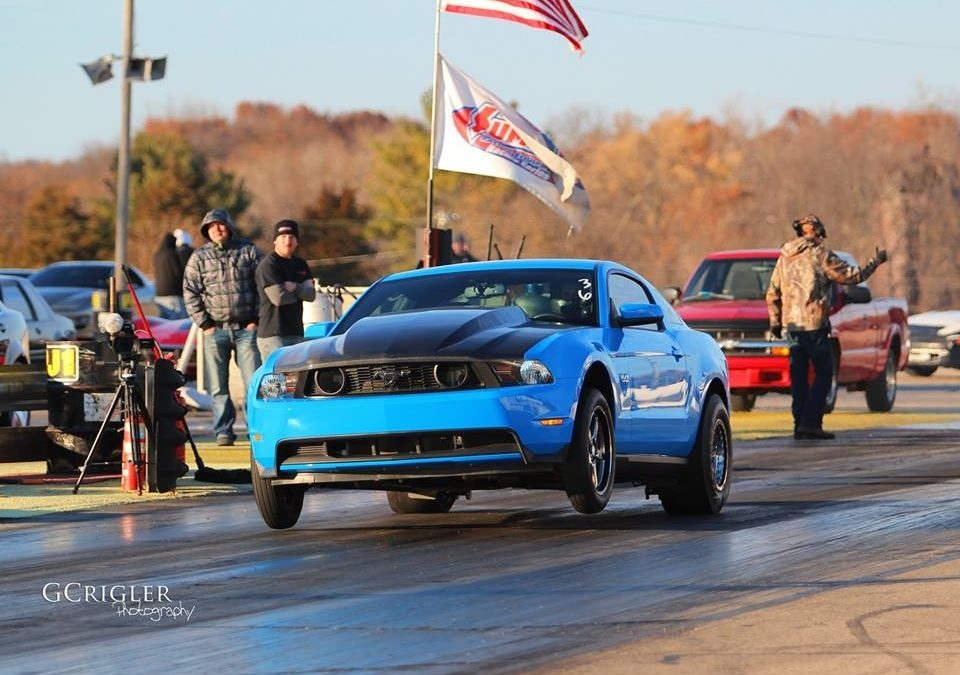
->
[0,278,40,351]
[607,273,691,455]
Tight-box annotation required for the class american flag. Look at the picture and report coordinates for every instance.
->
[441,0,589,54]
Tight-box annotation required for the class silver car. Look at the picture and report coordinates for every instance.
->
[0,274,76,362]
[28,261,158,339]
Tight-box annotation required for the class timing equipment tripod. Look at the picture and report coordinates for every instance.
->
[72,352,152,495]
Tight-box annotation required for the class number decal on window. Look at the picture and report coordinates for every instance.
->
[577,278,592,301]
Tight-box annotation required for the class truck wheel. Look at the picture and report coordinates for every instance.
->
[823,358,840,414]
[562,388,615,514]
[730,394,756,412]
[660,394,731,515]
[386,491,457,514]
[865,350,897,412]
[906,365,937,377]
[252,461,306,529]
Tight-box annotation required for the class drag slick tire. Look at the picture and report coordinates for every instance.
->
[386,491,457,514]
[252,461,306,529]
[659,394,731,515]
[562,388,615,514]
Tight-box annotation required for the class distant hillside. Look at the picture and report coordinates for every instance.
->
[2,102,958,311]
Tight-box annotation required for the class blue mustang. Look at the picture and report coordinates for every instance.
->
[248,259,731,528]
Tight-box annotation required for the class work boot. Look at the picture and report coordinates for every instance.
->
[216,434,235,447]
[794,427,836,440]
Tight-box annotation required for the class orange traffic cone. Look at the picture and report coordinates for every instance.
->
[120,412,147,493]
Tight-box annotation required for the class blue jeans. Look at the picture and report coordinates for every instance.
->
[788,328,834,431]
[203,328,261,440]
[257,335,302,362]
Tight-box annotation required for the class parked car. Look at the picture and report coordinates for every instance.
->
[28,261,158,339]
[248,259,732,529]
[0,274,76,362]
[674,249,909,412]
[906,310,960,376]
[132,315,196,377]
[0,299,31,427]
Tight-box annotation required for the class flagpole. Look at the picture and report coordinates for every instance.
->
[426,0,442,263]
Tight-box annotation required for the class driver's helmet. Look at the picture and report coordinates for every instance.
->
[514,293,552,317]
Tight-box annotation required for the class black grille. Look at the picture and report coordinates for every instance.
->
[278,429,520,463]
[908,325,941,342]
[302,362,480,397]
[685,320,769,341]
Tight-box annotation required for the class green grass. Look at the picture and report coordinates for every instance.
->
[731,410,960,441]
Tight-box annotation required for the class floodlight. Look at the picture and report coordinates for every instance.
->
[80,56,115,85]
[126,56,166,81]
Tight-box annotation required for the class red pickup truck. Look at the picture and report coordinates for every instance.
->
[674,249,909,412]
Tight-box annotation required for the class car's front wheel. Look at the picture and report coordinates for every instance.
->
[386,491,457,514]
[252,461,306,529]
[659,394,731,515]
[562,388,615,514]
[865,350,897,412]
[906,365,937,377]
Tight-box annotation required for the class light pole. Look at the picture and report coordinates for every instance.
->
[80,0,166,280]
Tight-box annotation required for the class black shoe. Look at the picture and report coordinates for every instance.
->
[794,427,836,440]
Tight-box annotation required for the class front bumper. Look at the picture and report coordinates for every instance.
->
[908,341,949,368]
[718,340,791,394]
[249,381,578,478]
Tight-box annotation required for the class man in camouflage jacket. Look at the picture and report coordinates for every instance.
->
[183,208,263,445]
[765,215,888,440]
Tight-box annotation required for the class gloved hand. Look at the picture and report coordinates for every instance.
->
[874,246,888,264]
[770,324,782,339]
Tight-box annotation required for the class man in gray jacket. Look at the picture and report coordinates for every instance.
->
[183,208,262,446]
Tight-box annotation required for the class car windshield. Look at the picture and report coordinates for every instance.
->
[334,268,598,334]
[682,258,776,302]
[30,265,113,289]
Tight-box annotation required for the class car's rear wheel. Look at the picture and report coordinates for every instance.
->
[386,491,457,514]
[906,365,937,377]
[865,350,897,412]
[252,461,306,529]
[659,394,731,515]
[730,394,756,412]
[562,388,615,514]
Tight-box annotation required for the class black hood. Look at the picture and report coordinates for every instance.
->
[276,306,568,369]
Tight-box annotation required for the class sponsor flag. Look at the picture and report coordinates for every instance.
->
[435,55,590,231]
[440,0,589,54]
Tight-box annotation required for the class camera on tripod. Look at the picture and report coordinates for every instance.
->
[97,311,153,366]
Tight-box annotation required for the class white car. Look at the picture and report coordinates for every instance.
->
[906,310,960,376]
[0,299,31,427]
[0,274,75,362]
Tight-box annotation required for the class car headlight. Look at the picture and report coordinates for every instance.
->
[258,372,298,399]
[490,359,554,385]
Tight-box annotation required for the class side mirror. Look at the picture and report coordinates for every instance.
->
[843,285,872,304]
[304,321,334,339]
[614,302,664,328]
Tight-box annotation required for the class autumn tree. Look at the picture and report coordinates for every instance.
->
[20,185,112,264]
[300,186,377,284]
[106,131,252,269]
